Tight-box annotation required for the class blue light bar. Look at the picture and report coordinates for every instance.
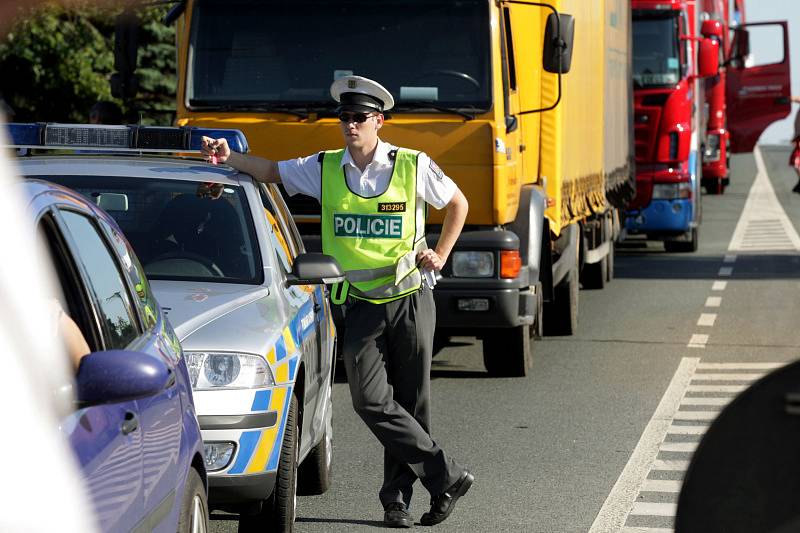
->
[4,123,249,155]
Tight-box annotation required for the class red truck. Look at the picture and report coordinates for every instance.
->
[626,0,791,251]
[701,0,792,194]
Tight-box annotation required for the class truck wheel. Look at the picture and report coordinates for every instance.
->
[704,181,726,195]
[664,228,699,253]
[239,395,299,533]
[581,255,607,290]
[298,387,332,495]
[543,265,579,336]
[482,324,532,377]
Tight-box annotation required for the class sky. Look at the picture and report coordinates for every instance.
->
[746,0,800,144]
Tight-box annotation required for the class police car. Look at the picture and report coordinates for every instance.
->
[8,123,341,532]
[19,178,207,532]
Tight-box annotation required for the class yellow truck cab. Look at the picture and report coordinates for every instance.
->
[166,0,634,377]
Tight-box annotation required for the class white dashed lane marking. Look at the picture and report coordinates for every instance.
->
[704,296,721,308]
[687,334,708,348]
[696,313,716,327]
[711,281,727,291]
[590,361,782,533]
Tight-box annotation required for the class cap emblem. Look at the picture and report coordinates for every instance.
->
[347,79,357,89]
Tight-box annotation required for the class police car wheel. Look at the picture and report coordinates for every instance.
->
[297,385,333,495]
[239,394,299,533]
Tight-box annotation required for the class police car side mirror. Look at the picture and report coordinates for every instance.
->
[286,253,345,286]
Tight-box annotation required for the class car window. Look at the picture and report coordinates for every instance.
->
[97,218,158,330]
[59,209,140,350]
[267,184,306,254]
[258,183,295,273]
[34,175,263,285]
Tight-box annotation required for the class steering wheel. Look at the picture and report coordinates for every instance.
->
[412,70,481,90]
[147,251,225,277]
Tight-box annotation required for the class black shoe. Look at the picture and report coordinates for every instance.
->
[793,181,800,194]
[384,502,413,528]
[420,471,474,526]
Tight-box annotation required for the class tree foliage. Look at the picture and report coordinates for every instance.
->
[0,2,176,125]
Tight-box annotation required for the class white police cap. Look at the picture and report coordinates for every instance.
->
[330,75,395,112]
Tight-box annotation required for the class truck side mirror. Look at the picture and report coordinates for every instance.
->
[701,19,723,39]
[543,13,575,74]
[697,37,720,78]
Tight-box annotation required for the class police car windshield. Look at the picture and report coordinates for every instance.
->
[187,0,491,111]
[34,175,264,285]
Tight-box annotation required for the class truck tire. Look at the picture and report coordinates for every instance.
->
[664,228,699,253]
[581,255,607,290]
[704,181,726,195]
[544,264,579,336]
[239,395,299,533]
[297,387,332,495]
[482,324,532,377]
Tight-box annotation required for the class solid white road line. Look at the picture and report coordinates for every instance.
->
[667,424,708,434]
[696,313,717,327]
[681,397,728,406]
[660,442,699,452]
[652,459,690,471]
[687,385,747,393]
[712,281,727,291]
[641,479,683,493]
[629,502,678,517]
[697,362,784,370]
[620,526,675,533]
[718,266,733,277]
[673,411,719,421]
[588,358,700,533]
[728,146,800,252]
[704,296,722,307]
[687,334,708,348]
[692,373,761,381]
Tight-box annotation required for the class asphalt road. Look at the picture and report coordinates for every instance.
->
[211,146,800,533]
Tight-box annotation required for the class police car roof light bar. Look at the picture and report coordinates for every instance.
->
[4,123,249,154]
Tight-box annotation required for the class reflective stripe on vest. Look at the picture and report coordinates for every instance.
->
[321,148,425,304]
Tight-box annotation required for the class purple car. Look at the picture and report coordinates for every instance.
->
[23,179,208,533]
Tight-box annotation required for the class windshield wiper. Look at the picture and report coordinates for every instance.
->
[392,101,478,120]
[189,100,309,118]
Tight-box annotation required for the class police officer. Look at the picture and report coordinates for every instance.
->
[201,75,472,528]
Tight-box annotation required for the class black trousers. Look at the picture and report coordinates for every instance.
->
[341,287,463,507]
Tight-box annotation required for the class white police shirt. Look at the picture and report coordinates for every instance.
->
[277,139,457,209]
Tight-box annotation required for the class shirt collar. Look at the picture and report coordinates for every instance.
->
[341,139,393,169]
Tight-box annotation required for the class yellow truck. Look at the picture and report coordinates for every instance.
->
[165,0,634,377]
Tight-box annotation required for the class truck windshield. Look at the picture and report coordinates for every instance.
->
[33,175,263,285]
[632,11,681,88]
[187,0,491,112]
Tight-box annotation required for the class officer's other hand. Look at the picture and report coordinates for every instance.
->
[200,136,231,164]
[417,249,445,272]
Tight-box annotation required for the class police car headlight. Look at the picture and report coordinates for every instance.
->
[185,352,276,390]
[452,251,494,277]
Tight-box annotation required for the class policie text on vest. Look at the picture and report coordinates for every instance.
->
[333,213,403,239]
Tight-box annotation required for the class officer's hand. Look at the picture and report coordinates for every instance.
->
[200,136,231,164]
[416,249,445,272]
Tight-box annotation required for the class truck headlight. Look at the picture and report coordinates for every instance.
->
[652,183,691,200]
[185,352,276,390]
[452,251,494,277]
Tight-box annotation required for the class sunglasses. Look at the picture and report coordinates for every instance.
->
[338,112,376,124]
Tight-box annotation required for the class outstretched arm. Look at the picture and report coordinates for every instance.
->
[200,136,282,183]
